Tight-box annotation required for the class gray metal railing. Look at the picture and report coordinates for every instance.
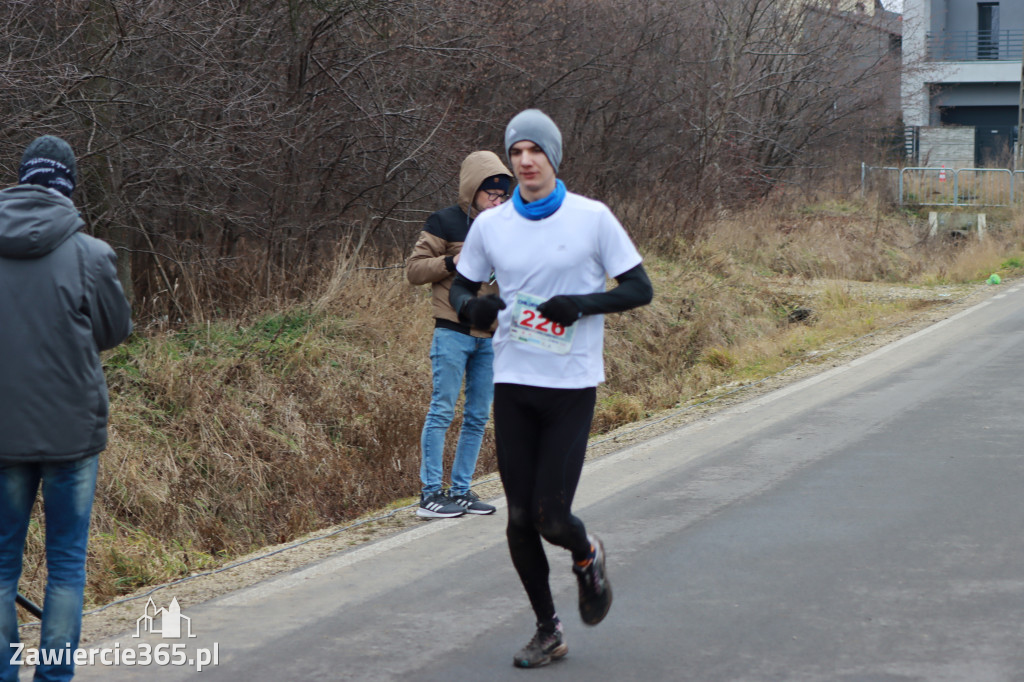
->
[926,30,1024,62]
[861,164,1022,207]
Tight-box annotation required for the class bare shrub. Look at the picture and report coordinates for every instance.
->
[2,0,902,322]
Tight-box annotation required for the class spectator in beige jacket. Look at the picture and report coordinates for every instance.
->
[406,150,512,518]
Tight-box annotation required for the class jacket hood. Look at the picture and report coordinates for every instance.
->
[0,185,84,259]
[458,151,513,219]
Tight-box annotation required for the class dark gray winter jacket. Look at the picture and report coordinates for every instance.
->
[0,185,132,463]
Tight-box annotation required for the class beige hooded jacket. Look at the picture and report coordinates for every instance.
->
[406,151,512,337]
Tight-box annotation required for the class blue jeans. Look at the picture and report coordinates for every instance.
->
[420,328,494,496]
[0,455,99,682]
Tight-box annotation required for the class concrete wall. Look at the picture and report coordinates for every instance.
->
[918,126,974,168]
[929,0,945,34]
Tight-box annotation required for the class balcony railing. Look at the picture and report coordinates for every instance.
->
[926,30,1024,62]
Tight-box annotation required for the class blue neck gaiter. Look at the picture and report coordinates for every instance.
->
[512,179,566,221]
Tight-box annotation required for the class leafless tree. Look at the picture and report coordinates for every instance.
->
[1,0,902,321]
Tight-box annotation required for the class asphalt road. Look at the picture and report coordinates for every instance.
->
[64,281,1024,681]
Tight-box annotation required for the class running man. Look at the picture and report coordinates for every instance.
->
[450,110,653,668]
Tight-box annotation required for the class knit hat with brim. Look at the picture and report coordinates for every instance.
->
[19,135,77,197]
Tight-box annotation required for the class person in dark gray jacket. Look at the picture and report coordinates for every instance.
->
[0,135,132,682]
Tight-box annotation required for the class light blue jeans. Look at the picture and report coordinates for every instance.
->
[0,454,99,682]
[420,328,494,496]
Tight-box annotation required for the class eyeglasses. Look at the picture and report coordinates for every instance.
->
[483,190,510,202]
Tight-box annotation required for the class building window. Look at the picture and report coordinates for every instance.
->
[978,3,1000,60]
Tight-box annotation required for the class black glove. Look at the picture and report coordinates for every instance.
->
[461,294,506,330]
[537,295,582,327]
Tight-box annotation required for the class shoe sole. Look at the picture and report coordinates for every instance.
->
[513,643,568,668]
[415,508,464,519]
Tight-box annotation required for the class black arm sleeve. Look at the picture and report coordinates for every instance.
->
[449,272,483,320]
[571,263,653,316]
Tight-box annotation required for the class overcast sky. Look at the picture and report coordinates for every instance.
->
[880,0,903,11]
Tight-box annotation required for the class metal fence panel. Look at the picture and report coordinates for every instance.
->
[860,165,1018,207]
[955,169,1012,207]
[860,164,900,201]
[1015,172,1024,204]
[900,167,957,206]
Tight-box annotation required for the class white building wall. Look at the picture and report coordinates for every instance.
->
[901,0,933,125]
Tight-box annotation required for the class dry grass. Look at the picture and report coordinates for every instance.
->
[15,193,1024,611]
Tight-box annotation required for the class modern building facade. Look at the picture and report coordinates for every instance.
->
[902,0,1024,166]
[807,0,903,118]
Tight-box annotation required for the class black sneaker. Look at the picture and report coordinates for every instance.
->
[572,534,612,625]
[416,490,465,518]
[513,621,567,668]
[449,489,496,515]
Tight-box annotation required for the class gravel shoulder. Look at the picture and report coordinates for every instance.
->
[52,278,1003,647]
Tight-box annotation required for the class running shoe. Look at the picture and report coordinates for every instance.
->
[449,489,496,515]
[572,534,612,625]
[513,621,567,668]
[416,490,465,518]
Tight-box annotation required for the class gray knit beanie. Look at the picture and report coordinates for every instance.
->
[504,109,562,173]
[19,135,77,197]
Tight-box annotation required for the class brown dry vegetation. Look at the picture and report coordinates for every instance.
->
[12,193,1024,611]
[2,0,1002,617]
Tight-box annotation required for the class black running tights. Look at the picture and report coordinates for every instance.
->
[493,382,596,625]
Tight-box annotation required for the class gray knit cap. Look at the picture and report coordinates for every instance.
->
[504,109,562,173]
[19,135,77,197]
